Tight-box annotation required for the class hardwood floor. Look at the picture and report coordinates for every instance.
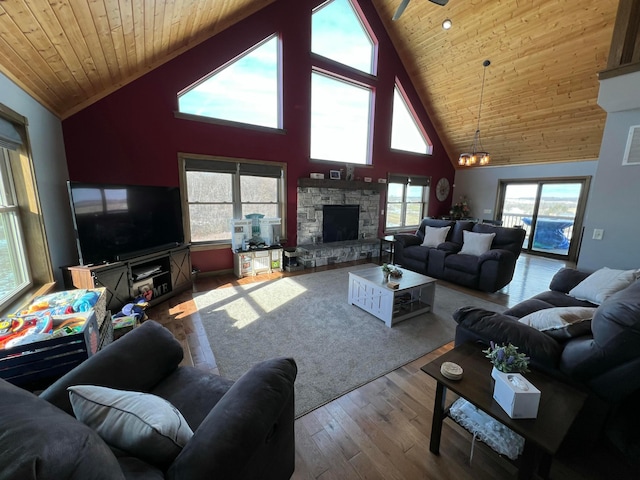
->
[147,254,634,479]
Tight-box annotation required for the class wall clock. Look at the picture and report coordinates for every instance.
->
[436,177,450,202]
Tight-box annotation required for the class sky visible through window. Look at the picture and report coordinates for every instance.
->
[312,0,374,74]
[311,72,371,164]
[391,87,429,154]
[178,36,279,128]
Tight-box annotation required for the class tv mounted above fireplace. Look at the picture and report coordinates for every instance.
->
[323,205,359,243]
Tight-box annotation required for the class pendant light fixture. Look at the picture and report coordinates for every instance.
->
[459,60,491,166]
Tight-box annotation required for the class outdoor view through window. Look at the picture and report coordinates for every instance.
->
[501,182,583,256]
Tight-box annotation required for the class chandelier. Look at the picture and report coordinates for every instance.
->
[459,60,491,166]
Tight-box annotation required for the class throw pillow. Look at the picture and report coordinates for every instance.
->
[518,306,596,340]
[421,226,451,248]
[68,385,194,468]
[568,267,640,305]
[459,231,496,256]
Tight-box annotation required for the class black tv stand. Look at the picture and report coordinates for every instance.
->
[66,244,192,313]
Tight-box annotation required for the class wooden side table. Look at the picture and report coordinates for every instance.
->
[421,342,587,480]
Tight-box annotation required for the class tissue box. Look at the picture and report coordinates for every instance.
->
[492,368,541,419]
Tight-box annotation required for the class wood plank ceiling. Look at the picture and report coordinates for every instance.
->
[0,0,619,167]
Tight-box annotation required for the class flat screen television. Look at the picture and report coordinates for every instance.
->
[67,181,185,265]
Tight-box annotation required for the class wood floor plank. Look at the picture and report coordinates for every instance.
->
[312,428,361,480]
[324,400,407,480]
[337,393,427,479]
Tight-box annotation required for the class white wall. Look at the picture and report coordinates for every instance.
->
[0,72,78,286]
[578,71,640,271]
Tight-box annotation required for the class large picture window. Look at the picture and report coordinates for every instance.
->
[310,0,376,165]
[180,156,286,244]
[385,174,430,231]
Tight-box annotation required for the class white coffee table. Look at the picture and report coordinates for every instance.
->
[348,266,436,327]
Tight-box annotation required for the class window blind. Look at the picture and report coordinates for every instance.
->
[0,117,23,151]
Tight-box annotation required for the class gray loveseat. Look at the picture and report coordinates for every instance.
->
[0,320,297,480]
[394,218,526,292]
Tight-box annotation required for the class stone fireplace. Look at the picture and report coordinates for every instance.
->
[296,178,383,266]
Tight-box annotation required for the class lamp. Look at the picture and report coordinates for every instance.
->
[459,60,491,166]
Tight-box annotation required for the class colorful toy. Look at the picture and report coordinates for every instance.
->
[0,314,53,349]
[113,297,149,322]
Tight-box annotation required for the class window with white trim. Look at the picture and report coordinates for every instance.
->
[391,84,431,154]
[178,35,280,129]
[385,174,430,231]
[181,156,285,244]
[310,0,375,165]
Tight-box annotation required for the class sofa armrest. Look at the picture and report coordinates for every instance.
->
[40,320,184,415]
[168,357,297,480]
[437,241,462,253]
[548,268,592,293]
[394,233,421,248]
[453,307,563,371]
[477,248,513,263]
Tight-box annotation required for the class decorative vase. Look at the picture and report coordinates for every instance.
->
[383,272,390,283]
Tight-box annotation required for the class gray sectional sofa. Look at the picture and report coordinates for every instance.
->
[453,267,640,463]
[394,218,526,292]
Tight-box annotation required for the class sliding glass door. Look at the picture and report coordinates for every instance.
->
[497,177,590,261]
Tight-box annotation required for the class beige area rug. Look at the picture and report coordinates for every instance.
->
[195,264,505,417]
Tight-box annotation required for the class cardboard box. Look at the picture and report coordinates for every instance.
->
[492,368,541,419]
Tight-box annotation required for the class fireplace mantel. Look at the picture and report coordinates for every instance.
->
[298,177,385,192]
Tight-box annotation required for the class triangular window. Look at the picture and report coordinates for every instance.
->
[178,35,279,129]
[312,0,375,74]
[391,84,431,154]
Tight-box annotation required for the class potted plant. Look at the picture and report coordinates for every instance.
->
[450,196,471,220]
[381,263,392,282]
[483,341,530,374]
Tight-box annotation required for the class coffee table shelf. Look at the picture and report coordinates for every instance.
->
[348,266,436,327]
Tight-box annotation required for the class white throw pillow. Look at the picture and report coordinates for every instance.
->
[421,226,451,248]
[68,385,193,467]
[519,306,596,331]
[568,267,639,305]
[459,231,496,256]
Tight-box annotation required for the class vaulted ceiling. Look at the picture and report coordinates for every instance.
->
[0,0,619,167]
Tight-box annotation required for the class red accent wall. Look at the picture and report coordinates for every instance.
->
[62,0,454,273]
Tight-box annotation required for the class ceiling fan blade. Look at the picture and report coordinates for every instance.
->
[392,0,410,21]
[393,0,448,22]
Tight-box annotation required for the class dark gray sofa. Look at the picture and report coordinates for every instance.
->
[394,218,526,292]
[0,320,297,480]
[453,267,640,460]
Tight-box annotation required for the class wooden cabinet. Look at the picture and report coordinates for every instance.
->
[170,247,192,291]
[66,245,192,312]
[68,263,129,313]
